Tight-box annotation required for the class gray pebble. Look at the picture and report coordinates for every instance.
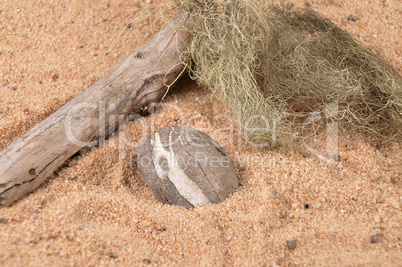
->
[137,126,240,209]
[287,239,297,250]
[333,154,341,162]
[347,14,358,22]
[107,252,117,258]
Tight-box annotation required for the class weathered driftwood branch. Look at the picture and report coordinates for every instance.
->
[0,15,191,207]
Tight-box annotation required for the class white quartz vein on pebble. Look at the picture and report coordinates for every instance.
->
[150,130,212,207]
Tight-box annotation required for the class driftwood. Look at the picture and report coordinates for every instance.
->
[0,15,191,207]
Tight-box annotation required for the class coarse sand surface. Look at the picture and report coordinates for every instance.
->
[0,0,401,266]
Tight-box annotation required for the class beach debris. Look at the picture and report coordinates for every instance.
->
[176,0,401,148]
[0,15,191,207]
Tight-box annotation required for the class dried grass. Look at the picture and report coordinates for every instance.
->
[174,0,402,148]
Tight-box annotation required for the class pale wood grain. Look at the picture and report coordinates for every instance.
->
[0,15,191,207]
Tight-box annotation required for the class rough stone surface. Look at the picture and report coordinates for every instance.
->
[137,126,240,209]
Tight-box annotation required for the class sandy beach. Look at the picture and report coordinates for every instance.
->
[0,0,401,266]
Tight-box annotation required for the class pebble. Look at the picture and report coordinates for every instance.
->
[275,220,282,228]
[287,239,297,250]
[68,160,76,167]
[0,218,8,224]
[48,232,59,239]
[107,252,118,258]
[370,233,383,243]
[52,73,59,82]
[137,126,239,209]
[374,215,381,223]
[333,154,341,162]
[370,235,379,243]
[142,258,151,264]
[347,14,358,22]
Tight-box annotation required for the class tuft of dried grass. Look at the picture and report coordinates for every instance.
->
[174,0,402,148]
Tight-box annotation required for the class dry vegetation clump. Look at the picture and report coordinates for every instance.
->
[174,0,402,148]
